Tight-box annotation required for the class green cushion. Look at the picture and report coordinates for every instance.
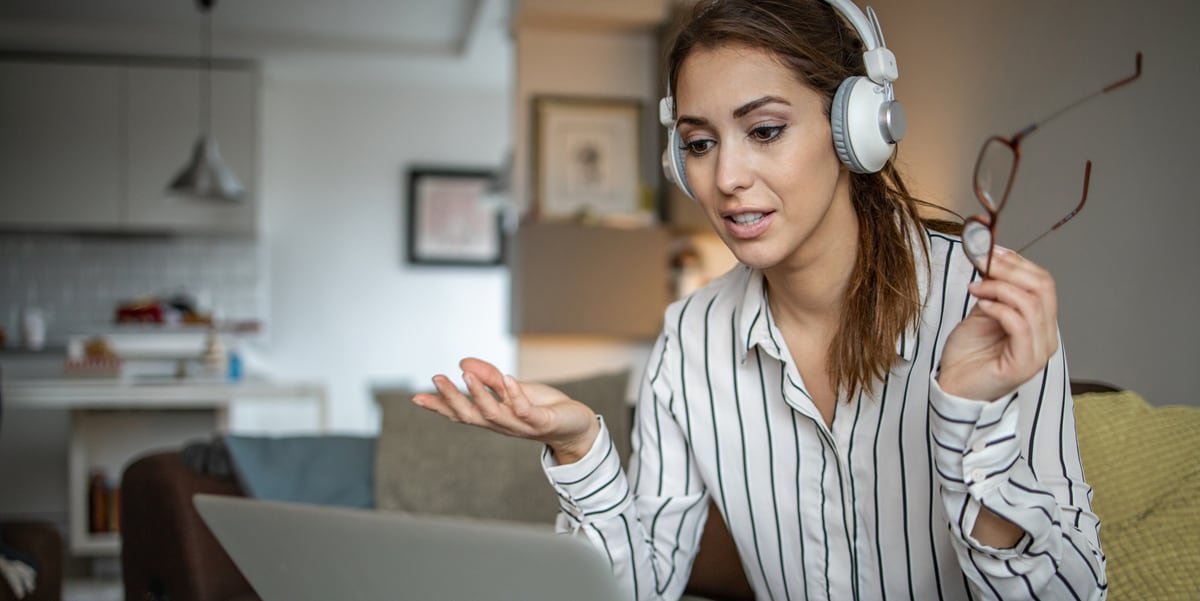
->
[1075,391,1200,600]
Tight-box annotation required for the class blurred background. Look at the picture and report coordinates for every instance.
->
[0,0,1195,596]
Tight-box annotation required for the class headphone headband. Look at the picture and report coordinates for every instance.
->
[661,0,905,196]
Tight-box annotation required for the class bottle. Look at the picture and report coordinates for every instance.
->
[202,328,226,378]
[20,306,46,351]
[227,341,243,382]
[88,469,107,533]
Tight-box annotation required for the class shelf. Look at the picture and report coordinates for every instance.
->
[71,532,120,557]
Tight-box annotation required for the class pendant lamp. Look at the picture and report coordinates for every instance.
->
[168,0,245,202]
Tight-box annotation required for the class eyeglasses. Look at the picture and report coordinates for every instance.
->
[962,52,1142,277]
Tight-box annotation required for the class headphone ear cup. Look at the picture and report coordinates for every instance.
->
[831,76,868,173]
[663,126,695,200]
[831,76,896,174]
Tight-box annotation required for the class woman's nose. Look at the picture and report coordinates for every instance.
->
[714,147,751,195]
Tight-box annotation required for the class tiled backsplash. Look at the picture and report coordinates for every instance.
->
[0,233,265,347]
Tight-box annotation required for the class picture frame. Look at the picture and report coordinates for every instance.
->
[531,96,650,224]
[405,167,503,266]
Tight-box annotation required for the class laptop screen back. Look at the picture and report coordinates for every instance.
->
[193,494,625,601]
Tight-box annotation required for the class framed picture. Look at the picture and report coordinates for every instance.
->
[405,167,503,266]
[532,96,650,224]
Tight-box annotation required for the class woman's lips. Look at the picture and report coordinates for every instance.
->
[724,211,775,239]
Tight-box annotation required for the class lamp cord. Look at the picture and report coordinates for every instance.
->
[199,0,215,137]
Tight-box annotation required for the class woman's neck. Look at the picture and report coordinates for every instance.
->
[764,176,859,332]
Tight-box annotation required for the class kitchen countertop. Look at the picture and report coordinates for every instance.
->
[2,375,327,410]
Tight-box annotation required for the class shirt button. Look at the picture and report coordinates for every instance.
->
[971,439,988,453]
[970,469,987,483]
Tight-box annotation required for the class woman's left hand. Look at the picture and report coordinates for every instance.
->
[938,247,1060,402]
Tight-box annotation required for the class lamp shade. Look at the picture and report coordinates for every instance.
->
[168,135,245,202]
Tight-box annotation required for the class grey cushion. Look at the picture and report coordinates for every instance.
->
[224,434,376,509]
[373,370,632,525]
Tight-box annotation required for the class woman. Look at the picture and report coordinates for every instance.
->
[413,1,1105,599]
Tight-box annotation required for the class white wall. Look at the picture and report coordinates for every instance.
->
[260,79,516,432]
[866,0,1199,406]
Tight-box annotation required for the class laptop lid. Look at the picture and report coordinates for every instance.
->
[193,494,625,601]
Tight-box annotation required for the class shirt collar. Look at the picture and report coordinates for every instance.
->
[735,266,775,364]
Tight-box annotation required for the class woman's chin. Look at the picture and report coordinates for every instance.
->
[725,243,782,271]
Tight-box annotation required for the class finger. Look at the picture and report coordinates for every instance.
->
[503,374,546,427]
[986,249,1057,303]
[973,252,1058,349]
[431,374,482,424]
[411,391,464,422]
[463,371,509,424]
[460,357,507,393]
[972,298,1035,363]
[971,280,1054,358]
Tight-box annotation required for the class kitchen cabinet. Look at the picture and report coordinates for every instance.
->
[0,55,259,235]
[0,60,125,229]
[125,65,258,234]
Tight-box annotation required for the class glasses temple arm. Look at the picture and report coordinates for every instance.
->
[1017,160,1092,254]
[1104,52,1143,93]
[1027,52,1144,134]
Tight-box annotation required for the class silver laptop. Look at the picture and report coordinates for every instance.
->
[193,494,625,601]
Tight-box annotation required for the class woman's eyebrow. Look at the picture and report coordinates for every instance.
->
[676,95,790,126]
[733,95,789,118]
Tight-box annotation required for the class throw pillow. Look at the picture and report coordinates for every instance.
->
[224,434,376,509]
[373,369,632,525]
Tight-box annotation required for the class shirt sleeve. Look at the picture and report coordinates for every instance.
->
[541,330,710,601]
[930,338,1107,600]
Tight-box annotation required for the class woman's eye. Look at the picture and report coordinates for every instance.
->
[750,124,786,143]
[683,139,715,155]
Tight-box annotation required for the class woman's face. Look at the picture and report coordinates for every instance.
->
[674,44,855,272]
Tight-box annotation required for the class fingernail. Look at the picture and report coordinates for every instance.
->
[463,373,474,386]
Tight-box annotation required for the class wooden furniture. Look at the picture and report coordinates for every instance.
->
[0,522,63,601]
[3,377,326,557]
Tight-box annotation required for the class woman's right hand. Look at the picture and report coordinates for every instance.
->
[411,357,601,464]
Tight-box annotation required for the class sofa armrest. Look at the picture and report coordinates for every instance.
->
[0,521,63,601]
[119,451,257,601]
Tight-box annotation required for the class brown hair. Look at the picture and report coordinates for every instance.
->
[666,0,960,400]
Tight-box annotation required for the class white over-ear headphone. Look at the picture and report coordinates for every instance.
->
[659,0,906,199]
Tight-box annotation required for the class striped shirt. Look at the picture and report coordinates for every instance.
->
[543,229,1106,600]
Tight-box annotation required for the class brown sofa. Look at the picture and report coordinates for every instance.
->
[119,452,256,601]
[0,522,63,601]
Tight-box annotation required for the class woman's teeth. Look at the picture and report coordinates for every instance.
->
[731,212,765,225]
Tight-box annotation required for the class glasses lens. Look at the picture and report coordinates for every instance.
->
[962,219,994,274]
[976,139,1016,213]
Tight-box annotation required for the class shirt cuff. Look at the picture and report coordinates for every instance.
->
[929,374,1022,498]
[540,416,631,523]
